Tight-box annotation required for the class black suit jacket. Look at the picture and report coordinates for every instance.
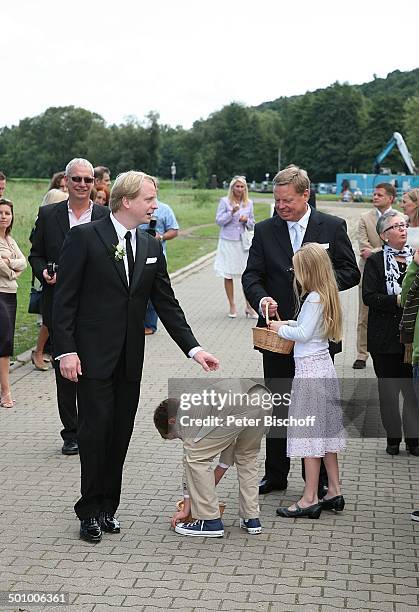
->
[28,200,109,329]
[242,209,360,354]
[362,250,403,354]
[52,216,199,381]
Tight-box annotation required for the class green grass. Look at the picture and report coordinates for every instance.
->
[5,181,271,356]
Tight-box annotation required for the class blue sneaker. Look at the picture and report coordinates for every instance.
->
[175,518,224,537]
[240,518,262,534]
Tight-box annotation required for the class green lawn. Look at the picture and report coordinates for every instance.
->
[5,181,271,356]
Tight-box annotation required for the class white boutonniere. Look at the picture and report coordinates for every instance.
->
[113,243,126,261]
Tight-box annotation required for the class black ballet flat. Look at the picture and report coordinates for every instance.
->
[320,495,345,512]
[276,502,322,519]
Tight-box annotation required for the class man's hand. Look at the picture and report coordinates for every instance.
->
[261,297,278,319]
[360,248,372,260]
[414,249,419,266]
[193,350,219,372]
[60,354,82,382]
[43,269,57,285]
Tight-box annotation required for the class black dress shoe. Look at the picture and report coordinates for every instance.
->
[80,518,102,542]
[386,444,400,455]
[352,359,366,369]
[406,445,419,456]
[98,512,120,533]
[259,479,288,495]
[62,439,79,455]
[276,502,322,519]
[320,495,345,512]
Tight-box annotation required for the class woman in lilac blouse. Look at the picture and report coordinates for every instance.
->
[214,176,258,318]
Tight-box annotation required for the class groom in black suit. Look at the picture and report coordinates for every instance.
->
[53,170,219,542]
[242,165,360,497]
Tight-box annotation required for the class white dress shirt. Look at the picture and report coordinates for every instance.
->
[110,213,136,284]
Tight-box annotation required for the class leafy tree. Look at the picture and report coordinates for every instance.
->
[404,95,419,165]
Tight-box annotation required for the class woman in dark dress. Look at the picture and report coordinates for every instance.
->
[363,211,419,455]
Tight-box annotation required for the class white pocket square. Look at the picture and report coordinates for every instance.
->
[146,257,157,264]
[319,243,329,249]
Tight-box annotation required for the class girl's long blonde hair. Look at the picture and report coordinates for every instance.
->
[292,243,343,342]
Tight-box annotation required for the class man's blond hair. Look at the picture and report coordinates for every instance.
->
[273,164,310,195]
[109,171,157,213]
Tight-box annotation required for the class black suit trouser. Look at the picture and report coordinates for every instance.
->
[371,352,419,446]
[74,351,141,520]
[262,352,328,487]
[48,312,78,442]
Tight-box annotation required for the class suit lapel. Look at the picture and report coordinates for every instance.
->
[273,215,293,262]
[130,229,148,294]
[55,201,70,238]
[91,203,104,221]
[94,217,129,292]
[302,210,322,245]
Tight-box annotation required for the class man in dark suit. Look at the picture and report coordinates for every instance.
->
[29,158,109,456]
[53,170,219,542]
[242,165,360,497]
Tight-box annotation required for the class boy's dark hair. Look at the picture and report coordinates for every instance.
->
[153,398,179,438]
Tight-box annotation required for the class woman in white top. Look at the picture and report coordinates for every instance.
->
[269,243,346,519]
[0,199,27,407]
[402,189,419,250]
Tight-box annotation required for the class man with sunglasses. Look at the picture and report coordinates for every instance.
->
[29,158,109,456]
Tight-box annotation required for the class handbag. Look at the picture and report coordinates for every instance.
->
[28,272,42,315]
[241,227,254,251]
[252,304,294,354]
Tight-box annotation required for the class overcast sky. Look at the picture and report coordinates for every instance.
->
[2,0,418,129]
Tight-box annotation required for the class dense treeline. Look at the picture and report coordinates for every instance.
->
[1,69,418,184]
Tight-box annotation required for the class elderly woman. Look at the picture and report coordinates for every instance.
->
[362,211,419,456]
[0,198,27,407]
[214,176,257,318]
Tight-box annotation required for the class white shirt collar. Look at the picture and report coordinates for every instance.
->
[110,212,135,241]
[376,206,393,218]
[286,204,311,230]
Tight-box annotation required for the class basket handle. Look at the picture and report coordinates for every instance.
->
[264,302,280,326]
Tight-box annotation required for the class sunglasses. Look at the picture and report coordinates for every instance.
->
[70,176,94,184]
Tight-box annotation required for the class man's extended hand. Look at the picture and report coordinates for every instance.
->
[60,354,82,382]
[261,297,278,319]
[193,350,219,372]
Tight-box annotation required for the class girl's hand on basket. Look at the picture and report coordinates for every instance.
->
[268,320,287,332]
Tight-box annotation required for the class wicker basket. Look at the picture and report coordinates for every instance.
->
[176,500,226,523]
[252,304,294,355]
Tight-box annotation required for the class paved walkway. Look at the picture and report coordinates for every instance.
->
[1,204,418,611]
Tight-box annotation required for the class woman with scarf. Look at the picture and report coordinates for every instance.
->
[363,210,419,456]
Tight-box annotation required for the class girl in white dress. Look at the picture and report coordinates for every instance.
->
[269,243,346,519]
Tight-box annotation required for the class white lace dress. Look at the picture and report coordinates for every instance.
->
[278,292,346,458]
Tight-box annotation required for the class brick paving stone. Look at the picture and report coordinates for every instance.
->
[2,202,418,610]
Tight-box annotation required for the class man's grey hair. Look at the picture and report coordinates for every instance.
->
[273,164,310,195]
[65,158,94,177]
[376,210,399,235]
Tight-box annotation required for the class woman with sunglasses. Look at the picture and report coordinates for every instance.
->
[363,211,419,456]
[0,198,27,408]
